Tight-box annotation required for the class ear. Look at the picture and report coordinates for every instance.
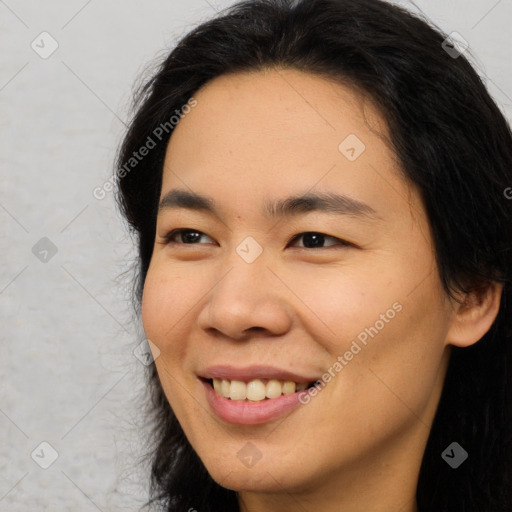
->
[446,281,503,348]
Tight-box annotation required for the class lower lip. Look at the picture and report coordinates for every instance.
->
[202,380,304,425]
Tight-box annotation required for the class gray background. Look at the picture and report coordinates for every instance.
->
[1,0,511,510]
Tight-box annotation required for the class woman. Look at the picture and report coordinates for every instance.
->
[114,0,512,510]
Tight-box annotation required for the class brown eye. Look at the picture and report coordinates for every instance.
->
[163,229,213,245]
[160,229,351,249]
[288,232,351,249]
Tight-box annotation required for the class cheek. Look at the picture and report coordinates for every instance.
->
[140,264,198,418]
[340,274,451,427]
[141,269,167,342]
[141,264,191,359]
[287,257,450,404]
[283,263,388,353]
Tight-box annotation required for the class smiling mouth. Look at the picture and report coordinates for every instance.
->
[203,377,318,402]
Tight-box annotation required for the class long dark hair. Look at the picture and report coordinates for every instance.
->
[114,0,512,510]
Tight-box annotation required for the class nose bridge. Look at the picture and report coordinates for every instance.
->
[198,242,292,339]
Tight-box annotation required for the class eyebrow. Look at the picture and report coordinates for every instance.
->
[158,189,378,219]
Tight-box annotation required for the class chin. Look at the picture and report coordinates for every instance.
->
[211,468,290,492]
[203,456,310,494]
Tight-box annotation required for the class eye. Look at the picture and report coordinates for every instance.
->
[159,229,352,249]
[288,232,351,249]
[160,229,214,245]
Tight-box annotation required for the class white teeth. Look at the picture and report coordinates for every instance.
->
[212,378,310,401]
[221,379,230,397]
[246,379,266,401]
[229,380,246,401]
[265,379,282,399]
[282,381,296,395]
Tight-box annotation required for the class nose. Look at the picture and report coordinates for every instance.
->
[196,258,293,341]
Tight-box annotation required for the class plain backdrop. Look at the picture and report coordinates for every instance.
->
[1,0,511,510]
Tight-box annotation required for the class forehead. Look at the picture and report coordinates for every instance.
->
[160,68,417,224]
[177,68,388,143]
[168,68,389,155]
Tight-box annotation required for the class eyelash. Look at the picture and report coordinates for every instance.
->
[160,229,353,249]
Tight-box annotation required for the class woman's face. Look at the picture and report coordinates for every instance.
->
[141,69,456,508]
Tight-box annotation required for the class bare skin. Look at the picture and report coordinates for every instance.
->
[141,68,502,512]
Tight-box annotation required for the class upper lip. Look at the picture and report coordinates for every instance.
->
[198,365,319,383]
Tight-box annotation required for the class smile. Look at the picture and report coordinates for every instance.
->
[198,365,321,424]
[208,378,316,401]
